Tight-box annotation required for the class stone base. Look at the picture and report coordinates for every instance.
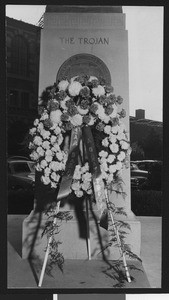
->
[22,206,141,261]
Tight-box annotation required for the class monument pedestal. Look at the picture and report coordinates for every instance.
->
[22,5,141,265]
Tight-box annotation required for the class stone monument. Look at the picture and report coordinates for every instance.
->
[22,5,141,261]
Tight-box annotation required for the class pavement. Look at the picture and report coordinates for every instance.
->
[7,215,161,290]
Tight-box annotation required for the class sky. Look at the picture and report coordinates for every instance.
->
[5,5,163,122]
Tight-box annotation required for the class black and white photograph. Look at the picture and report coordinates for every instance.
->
[5,4,164,291]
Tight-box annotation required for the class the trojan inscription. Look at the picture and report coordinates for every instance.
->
[59,37,109,45]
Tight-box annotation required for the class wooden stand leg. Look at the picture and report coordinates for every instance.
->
[38,201,61,287]
[105,188,131,283]
[85,197,91,260]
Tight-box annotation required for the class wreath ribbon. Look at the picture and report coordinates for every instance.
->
[57,126,108,229]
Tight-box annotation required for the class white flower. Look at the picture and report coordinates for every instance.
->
[88,76,98,81]
[73,165,81,180]
[52,143,60,152]
[58,80,69,91]
[117,151,126,161]
[70,114,83,126]
[34,136,42,146]
[41,112,48,120]
[116,132,125,141]
[35,163,42,172]
[54,126,61,135]
[104,125,111,135]
[120,141,129,150]
[33,119,39,126]
[51,172,59,182]
[60,96,70,110]
[41,129,51,140]
[50,110,62,124]
[107,154,115,164]
[109,134,117,144]
[75,190,84,198]
[68,81,82,96]
[57,134,64,145]
[116,161,123,170]
[102,137,109,147]
[44,167,51,176]
[56,151,63,161]
[51,182,57,189]
[110,143,119,153]
[45,149,53,162]
[107,173,114,183]
[37,122,44,131]
[50,135,57,144]
[92,85,105,97]
[71,181,81,191]
[82,172,92,182]
[111,126,119,134]
[41,175,50,185]
[49,161,58,171]
[42,140,50,150]
[40,160,48,169]
[109,165,117,174]
[99,150,108,158]
[29,128,36,135]
[101,161,108,172]
[36,146,45,156]
[77,106,89,115]
[88,115,96,126]
[87,189,92,195]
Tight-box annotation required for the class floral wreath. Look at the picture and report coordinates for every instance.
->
[29,75,130,199]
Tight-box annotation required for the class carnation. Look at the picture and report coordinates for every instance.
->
[50,110,62,124]
[104,125,111,135]
[68,81,82,96]
[41,175,50,185]
[29,128,36,135]
[77,106,89,115]
[36,146,45,156]
[34,119,39,126]
[58,80,69,91]
[102,138,109,147]
[109,165,117,174]
[34,136,42,146]
[40,159,48,169]
[117,151,126,161]
[110,143,119,153]
[99,150,108,158]
[107,154,115,163]
[70,114,83,126]
[92,85,105,97]
[120,141,129,150]
[41,129,51,140]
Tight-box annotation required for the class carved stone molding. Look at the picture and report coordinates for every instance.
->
[56,53,111,85]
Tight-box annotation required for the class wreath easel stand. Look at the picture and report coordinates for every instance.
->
[38,137,131,287]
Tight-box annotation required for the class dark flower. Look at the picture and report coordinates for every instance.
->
[118,109,126,118]
[61,113,69,121]
[47,99,60,111]
[44,118,53,129]
[90,103,98,114]
[80,99,89,110]
[83,115,91,124]
[65,121,73,131]
[65,99,75,108]
[105,105,114,115]
[75,75,90,85]
[111,117,119,126]
[79,86,90,98]
[105,85,114,94]
[55,91,67,101]
[116,96,123,105]
[91,79,99,88]
[99,95,107,105]
[67,105,78,116]
[99,77,106,86]
[96,122,105,131]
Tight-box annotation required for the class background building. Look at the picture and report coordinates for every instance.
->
[6,16,41,156]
